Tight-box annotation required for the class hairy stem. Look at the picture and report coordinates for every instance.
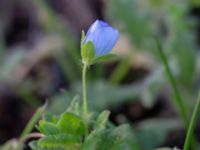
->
[82,63,88,135]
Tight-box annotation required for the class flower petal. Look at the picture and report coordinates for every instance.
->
[84,20,109,44]
[84,27,119,55]
[83,20,119,56]
[100,28,119,55]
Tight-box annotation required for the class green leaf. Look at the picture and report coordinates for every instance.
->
[81,128,106,150]
[93,54,117,64]
[81,41,95,64]
[81,30,85,48]
[57,112,85,136]
[94,110,110,129]
[38,120,60,135]
[82,111,112,149]
[38,134,80,150]
[52,116,59,124]
[82,124,139,150]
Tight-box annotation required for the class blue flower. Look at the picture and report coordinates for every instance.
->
[83,20,119,56]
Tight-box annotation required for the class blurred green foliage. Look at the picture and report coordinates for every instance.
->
[106,0,199,108]
[0,0,200,149]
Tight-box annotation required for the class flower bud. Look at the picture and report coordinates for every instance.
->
[83,20,119,56]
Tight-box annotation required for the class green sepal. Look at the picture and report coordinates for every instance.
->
[81,41,95,65]
[80,30,85,49]
[92,54,117,64]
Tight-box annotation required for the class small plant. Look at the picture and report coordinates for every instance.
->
[28,20,140,150]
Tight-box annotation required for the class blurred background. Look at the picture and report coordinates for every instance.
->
[0,0,200,149]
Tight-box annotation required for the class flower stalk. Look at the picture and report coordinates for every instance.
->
[82,62,88,136]
[82,62,88,118]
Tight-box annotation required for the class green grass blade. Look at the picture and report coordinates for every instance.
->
[156,39,197,149]
[20,103,46,139]
[183,91,200,150]
[156,39,188,124]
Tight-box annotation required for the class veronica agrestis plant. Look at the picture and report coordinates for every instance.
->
[80,19,119,134]
[28,20,140,150]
